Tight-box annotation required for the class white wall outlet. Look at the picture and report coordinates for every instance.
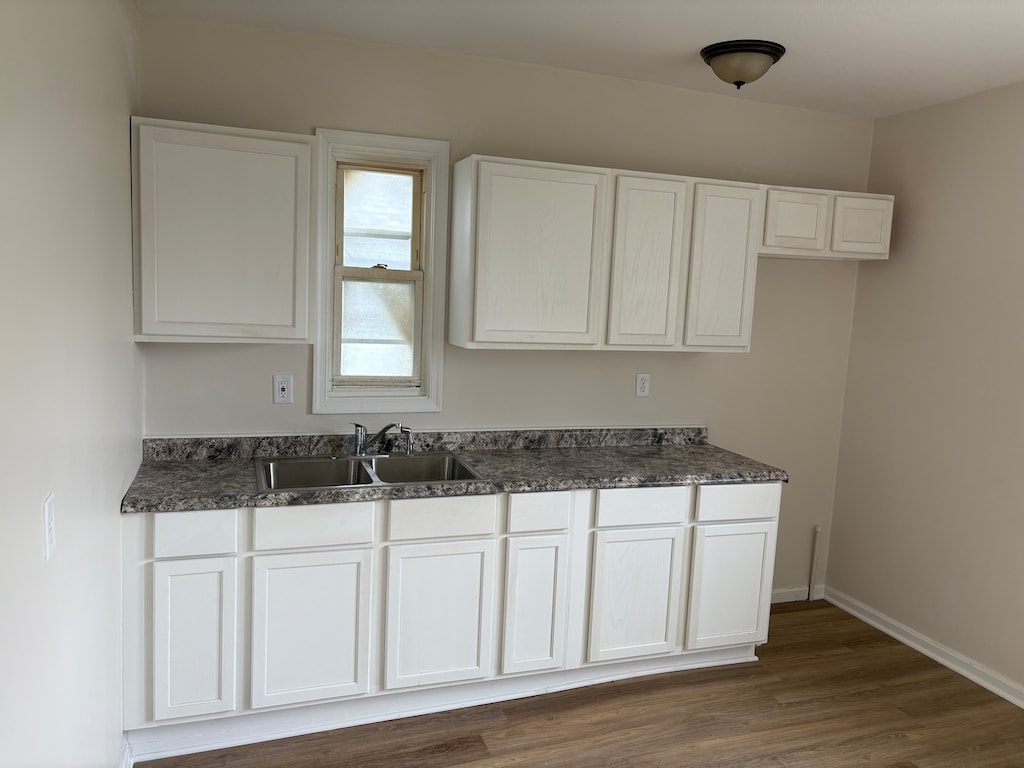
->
[635,373,651,398]
[43,492,56,561]
[273,374,293,404]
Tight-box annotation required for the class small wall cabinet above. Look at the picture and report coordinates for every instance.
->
[760,186,893,260]
[131,117,314,342]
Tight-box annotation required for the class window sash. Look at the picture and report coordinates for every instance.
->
[332,266,424,388]
[336,163,423,271]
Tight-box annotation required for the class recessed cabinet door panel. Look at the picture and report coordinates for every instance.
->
[588,526,686,662]
[686,521,777,649]
[385,540,496,689]
[685,183,761,348]
[152,557,237,720]
[503,535,569,674]
[607,176,688,346]
[251,549,372,708]
[763,189,828,251]
[832,195,893,255]
[474,161,609,344]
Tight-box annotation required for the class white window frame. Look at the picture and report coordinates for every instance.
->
[313,129,449,414]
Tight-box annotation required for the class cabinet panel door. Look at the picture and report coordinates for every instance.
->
[251,549,372,708]
[503,535,569,674]
[385,540,496,689]
[832,195,893,255]
[763,189,828,251]
[686,521,777,649]
[588,526,686,662]
[685,183,761,348]
[607,176,688,346]
[474,161,609,344]
[152,557,237,720]
[136,121,311,340]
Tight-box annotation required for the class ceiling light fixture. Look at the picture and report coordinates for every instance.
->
[700,40,786,90]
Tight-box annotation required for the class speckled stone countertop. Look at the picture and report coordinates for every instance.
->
[121,426,788,514]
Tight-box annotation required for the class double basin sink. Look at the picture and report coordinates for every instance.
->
[255,453,480,492]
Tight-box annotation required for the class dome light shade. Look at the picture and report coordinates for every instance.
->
[700,40,786,89]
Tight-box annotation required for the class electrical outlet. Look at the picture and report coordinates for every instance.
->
[273,374,293,404]
[635,373,651,398]
[43,492,56,561]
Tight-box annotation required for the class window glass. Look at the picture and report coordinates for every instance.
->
[339,279,416,379]
[342,169,414,270]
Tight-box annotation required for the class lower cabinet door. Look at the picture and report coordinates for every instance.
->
[588,526,687,662]
[385,539,496,689]
[686,521,778,649]
[251,549,372,708]
[502,534,569,674]
[152,556,237,720]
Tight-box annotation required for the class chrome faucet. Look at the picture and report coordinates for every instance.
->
[352,421,405,456]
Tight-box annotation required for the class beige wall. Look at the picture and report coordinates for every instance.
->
[138,15,875,594]
[831,83,1024,687]
[0,1,141,766]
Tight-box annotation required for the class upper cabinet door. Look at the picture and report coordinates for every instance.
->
[832,194,893,256]
[133,118,313,341]
[684,183,762,349]
[607,176,689,346]
[460,158,610,345]
[763,189,829,252]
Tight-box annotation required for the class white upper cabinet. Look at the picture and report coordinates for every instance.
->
[684,183,763,349]
[132,117,313,341]
[449,156,611,347]
[760,186,893,260]
[606,175,690,347]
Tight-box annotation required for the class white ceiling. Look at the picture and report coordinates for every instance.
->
[138,0,1024,118]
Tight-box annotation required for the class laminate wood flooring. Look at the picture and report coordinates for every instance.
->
[140,602,1024,767]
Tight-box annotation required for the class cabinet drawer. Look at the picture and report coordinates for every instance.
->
[389,495,497,540]
[696,483,782,522]
[153,508,238,558]
[595,486,692,527]
[508,491,571,532]
[253,502,375,550]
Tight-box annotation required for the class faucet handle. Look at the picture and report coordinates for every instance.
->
[351,422,368,455]
[399,425,414,456]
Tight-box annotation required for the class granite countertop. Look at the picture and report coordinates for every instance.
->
[121,427,788,514]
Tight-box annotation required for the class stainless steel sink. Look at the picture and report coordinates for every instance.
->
[256,456,373,491]
[255,453,479,492]
[365,454,479,484]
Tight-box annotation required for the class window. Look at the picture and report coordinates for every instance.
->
[313,130,449,414]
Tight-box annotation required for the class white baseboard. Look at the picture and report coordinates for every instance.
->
[771,586,809,603]
[825,587,1024,710]
[771,584,824,603]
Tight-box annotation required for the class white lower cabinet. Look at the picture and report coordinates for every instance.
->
[686,483,782,650]
[152,556,238,721]
[126,482,783,746]
[251,549,372,708]
[588,486,691,662]
[384,539,497,689]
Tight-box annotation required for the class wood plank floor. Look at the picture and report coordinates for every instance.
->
[140,602,1024,767]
